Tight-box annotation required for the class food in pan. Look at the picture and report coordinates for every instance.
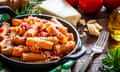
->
[0,16,76,63]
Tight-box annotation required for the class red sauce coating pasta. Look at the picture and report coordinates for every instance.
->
[0,16,76,63]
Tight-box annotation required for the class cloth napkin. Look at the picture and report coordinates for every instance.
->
[0,64,9,72]
[50,60,76,72]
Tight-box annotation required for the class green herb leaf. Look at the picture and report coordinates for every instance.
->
[102,58,113,67]
[104,68,114,72]
[102,47,120,72]
[16,1,42,15]
[0,14,11,23]
[107,48,120,59]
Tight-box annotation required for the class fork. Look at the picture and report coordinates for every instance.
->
[79,30,109,72]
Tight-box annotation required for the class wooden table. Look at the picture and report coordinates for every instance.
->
[72,7,112,72]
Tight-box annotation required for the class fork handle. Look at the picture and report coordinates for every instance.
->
[79,52,95,72]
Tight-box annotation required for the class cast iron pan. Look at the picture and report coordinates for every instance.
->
[0,6,86,72]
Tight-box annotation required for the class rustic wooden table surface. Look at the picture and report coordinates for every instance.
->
[72,7,112,72]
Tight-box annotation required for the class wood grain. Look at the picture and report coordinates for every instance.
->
[72,6,112,72]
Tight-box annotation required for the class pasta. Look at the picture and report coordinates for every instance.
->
[22,53,47,61]
[26,37,54,50]
[0,16,76,63]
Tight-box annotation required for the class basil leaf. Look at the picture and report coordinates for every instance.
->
[102,58,113,67]
[102,48,120,72]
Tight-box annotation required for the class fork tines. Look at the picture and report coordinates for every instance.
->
[94,30,109,51]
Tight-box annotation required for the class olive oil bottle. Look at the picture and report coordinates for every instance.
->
[108,7,120,41]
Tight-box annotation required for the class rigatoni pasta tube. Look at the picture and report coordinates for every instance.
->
[10,27,25,35]
[12,35,25,45]
[1,22,10,35]
[1,45,13,56]
[24,29,38,37]
[50,18,68,35]
[56,32,68,44]
[12,46,30,56]
[12,47,24,57]
[54,41,75,55]
[46,24,68,44]
[39,36,58,44]
[26,37,54,50]
[22,53,47,61]
[67,33,74,41]
[12,19,22,26]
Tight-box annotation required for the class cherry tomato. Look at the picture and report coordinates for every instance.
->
[66,0,78,7]
[38,31,48,37]
[0,28,4,32]
[21,23,31,30]
[104,0,120,10]
[79,0,103,14]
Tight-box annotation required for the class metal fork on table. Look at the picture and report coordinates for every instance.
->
[79,30,109,72]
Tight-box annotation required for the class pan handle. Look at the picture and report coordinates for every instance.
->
[65,46,86,59]
[0,6,17,17]
[62,40,86,60]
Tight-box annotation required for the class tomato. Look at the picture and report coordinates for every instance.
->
[0,28,4,32]
[21,23,31,30]
[66,0,78,7]
[38,32,48,37]
[79,0,103,14]
[104,0,120,10]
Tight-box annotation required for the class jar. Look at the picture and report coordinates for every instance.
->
[108,7,120,41]
[0,0,29,10]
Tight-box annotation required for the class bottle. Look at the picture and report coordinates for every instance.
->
[0,0,29,10]
[108,7,120,41]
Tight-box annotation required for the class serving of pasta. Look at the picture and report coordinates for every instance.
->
[0,16,76,63]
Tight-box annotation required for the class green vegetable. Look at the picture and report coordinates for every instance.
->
[0,14,11,24]
[102,47,120,72]
[0,1,42,24]
[0,65,3,71]
[16,1,42,15]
